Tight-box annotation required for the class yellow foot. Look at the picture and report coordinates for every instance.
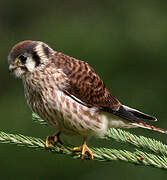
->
[45,132,62,148]
[73,143,94,160]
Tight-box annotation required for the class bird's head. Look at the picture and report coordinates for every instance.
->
[8,40,53,78]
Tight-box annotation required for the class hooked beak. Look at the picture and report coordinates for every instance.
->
[9,64,17,73]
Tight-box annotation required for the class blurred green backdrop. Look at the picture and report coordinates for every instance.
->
[0,0,167,179]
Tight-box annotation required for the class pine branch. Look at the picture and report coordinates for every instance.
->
[0,130,167,169]
[0,112,166,170]
[106,128,167,156]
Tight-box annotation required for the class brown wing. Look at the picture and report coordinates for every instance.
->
[52,52,120,112]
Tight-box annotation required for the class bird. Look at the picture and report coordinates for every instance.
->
[8,40,167,160]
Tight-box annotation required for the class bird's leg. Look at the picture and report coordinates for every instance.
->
[45,131,63,148]
[72,137,94,160]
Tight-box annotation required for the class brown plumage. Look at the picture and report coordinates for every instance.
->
[52,52,120,110]
[8,40,167,159]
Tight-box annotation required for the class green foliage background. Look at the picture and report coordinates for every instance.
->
[0,0,167,179]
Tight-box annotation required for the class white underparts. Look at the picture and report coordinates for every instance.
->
[100,111,137,129]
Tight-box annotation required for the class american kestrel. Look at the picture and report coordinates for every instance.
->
[8,40,167,159]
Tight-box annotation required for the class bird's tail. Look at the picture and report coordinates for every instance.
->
[122,105,157,121]
[123,105,167,134]
[114,105,167,134]
[131,121,167,134]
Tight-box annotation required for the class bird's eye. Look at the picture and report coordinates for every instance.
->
[18,55,27,64]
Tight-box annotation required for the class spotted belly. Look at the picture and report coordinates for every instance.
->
[25,86,108,137]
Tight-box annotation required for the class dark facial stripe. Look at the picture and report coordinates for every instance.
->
[33,52,40,66]
[42,44,50,57]
[20,66,28,71]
